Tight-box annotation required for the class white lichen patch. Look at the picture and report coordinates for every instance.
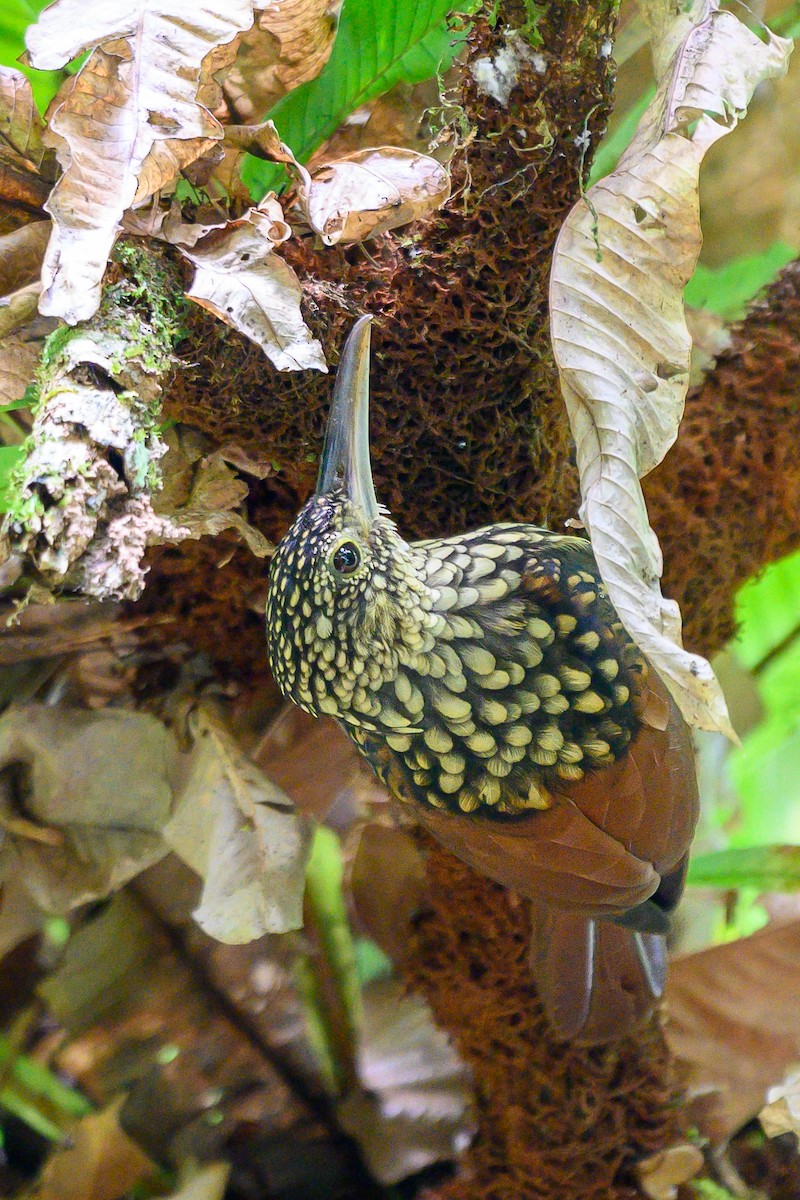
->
[1,312,188,601]
[71,495,182,601]
[470,30,547,108]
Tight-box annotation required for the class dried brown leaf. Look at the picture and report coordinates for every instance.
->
[0,67,46,173]
[157,446,273,557]
[337,978,475,1184]
[29,1098,157,1200]
[549,3,791,735]
[181,205,326,372]
[25,1,257,323]
[0,706,179,913]
[222,0,337,123]
[165,1163,231,1200]
[165,705,312,943]
[666,919,800,1144]
[0,222,51,297]
[0,328,42,406]
[0,282,41,339]
[0,873,46,959]
[761,1067,800,1142]
[302,147,450,246]
[132,135,219,207]
[253,703,377,820]
[348,823,426,962]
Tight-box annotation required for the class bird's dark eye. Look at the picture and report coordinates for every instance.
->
[332,541,361,575]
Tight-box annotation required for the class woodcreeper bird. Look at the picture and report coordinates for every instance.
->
[266,316,699,1042]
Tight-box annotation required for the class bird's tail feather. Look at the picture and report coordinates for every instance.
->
[528,901,667,1043]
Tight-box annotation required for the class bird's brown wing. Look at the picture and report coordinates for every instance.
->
[389,672,698,920]
[363,668,698,1043]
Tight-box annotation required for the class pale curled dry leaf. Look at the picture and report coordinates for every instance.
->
[180,204,326,372]
[761,1066,800,1141]
[0,706,179,914]
[549,4,791,735]
[164,705,312,944]
[25,0,256,324]
[164,1163,231,1200]
[635,1143,704,1200]
[337,977,476,1184]
[302,147,450,246]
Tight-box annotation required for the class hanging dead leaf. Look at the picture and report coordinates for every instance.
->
[224,118,307,169]
[0,705,179,914]
[24,0,256,324]
[29,1098,158,1200]
[348,823,426,962]
[181,205,326,372]
[302,147,450,245]
[337,977,475,1184]
[549,4,791,735]
[253,703,378,820]
[165,704,312,944]
[0,872,47,959]
[761,1066,800,1142]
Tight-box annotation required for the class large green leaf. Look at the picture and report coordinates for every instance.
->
[242,0,478,199]
[688,845,800,891]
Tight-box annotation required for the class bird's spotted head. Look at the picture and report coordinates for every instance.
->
[266,317,431,722]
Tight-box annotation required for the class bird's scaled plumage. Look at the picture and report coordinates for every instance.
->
[265,315,699,1042]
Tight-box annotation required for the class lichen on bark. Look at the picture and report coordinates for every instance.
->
[1,244,188,600]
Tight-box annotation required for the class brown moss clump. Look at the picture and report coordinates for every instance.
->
[647,260,800,655]
[165,0,611,542]
[401,837,683,1200]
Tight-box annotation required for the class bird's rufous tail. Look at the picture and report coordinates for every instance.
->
[528,901,667,1043]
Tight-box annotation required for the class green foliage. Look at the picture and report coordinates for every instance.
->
[685,243,797,321]
[688,845,800,891]
[734,548,800,670]
[0,1033,92,1144]
[586,86,654,186]
[691,1182,738,1200]
[726,551,800,851]
[689,549,800,920]
[0,445,25,513]
[242,0,479,199]
[298,825,362,1093]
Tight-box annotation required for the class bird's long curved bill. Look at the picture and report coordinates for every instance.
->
[316,314,379,522]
